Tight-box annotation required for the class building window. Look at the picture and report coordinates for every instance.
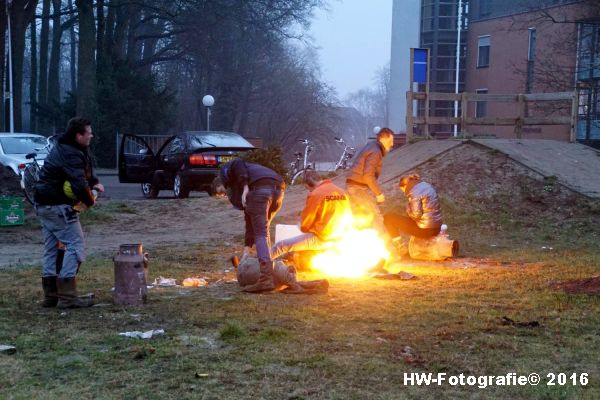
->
[476,89,488,118]
[477,36,491,68]
[528,28,536,61]
[526,28,536,92]
[479,0,491,17]
[439,17,455,30]
[577,22,600,81]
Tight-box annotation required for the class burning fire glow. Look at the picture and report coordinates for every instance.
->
[310,228,390,278]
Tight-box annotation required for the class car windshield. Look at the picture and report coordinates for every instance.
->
[188,132,253,150]
[0,136,48,154]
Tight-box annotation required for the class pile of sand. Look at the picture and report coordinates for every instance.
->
[0,166,23,197]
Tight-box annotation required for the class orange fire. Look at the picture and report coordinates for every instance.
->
[310,220,391,278]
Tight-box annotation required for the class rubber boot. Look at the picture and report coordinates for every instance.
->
[242,261,275,293]
[56,277,95,309]
[41,276,58,307]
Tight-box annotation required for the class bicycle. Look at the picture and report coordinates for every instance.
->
[333,137,355,170]
[20,134,58,205]
[288,138,314,185]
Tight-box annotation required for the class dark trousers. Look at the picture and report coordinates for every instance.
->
[244,186,284,263]
[383,212,440,239]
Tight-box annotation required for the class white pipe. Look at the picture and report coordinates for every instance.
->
[453,0,463,137]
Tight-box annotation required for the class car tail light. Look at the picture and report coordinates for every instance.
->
[189,154,217,166]
[18,163,26,170]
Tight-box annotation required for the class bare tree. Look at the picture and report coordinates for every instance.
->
[29,18,37,132]
[76,0,96,116]
[38,0,50,108]
[48,0,63,117]
[7,0,38,131]
[0,0,6,130]
[344,63,391,134]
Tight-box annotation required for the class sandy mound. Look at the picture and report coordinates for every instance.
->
[552,275,600,296]
[0,167,23,197]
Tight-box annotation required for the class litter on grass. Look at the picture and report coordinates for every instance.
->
[152,277,178,287]
[182,278,208,287]
[119,329,165,339]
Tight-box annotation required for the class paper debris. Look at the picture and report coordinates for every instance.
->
[182,278,208,287]
[152,277,178,287]
[0,345,16,354]
[119,329,165,339]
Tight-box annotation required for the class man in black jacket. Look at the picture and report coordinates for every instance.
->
[346,128,394,234]
[34,117,104,308]
[213,158,285,293]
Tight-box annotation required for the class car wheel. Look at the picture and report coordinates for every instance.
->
[174,173,190,199]
[141,183,159,199]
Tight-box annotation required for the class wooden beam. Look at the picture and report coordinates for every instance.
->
[466,117,519,125]
[466,116,573,125]
[516,94,525,138]
[524,92,574,101]
[569,90,578,142]
[424,48,431,139]
[428,92,461,101]
[467,93,517,102]
[523,116,572,125]
[406,91,414,142]
[461,93,468,137]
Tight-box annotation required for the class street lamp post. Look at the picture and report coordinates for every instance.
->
[202,95,215,131]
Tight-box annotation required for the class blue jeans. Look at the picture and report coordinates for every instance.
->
[36,204,85,278]
[271,233,336,260]
[244,186,284,263]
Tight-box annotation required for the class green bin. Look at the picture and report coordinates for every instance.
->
[0,196,24,226]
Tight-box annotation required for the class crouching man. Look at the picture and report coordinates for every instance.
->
[34,117,104,308]
[235,255,329,294]
[213,158,285,293]
[271,170,352,260]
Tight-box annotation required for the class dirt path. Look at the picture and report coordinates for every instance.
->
[0,187,309,268]
[2,139,597,268]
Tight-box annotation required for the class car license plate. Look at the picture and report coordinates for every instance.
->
[218,155,235,163]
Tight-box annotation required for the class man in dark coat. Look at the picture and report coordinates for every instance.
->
[214,158,285,292]
[345,127,394,234]
[34,117,104,308]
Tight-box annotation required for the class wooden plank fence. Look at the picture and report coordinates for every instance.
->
[406,91,578,142]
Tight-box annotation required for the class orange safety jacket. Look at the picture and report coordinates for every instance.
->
[300,180,352,241]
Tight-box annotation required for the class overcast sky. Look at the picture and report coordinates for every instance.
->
[309,0,393,101]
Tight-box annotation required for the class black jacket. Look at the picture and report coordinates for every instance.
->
[346,140,386,196]
[220,159,283,210]
[34,134,98,207]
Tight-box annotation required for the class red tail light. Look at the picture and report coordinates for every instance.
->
[18,163,27,170]
[189,154,217,166]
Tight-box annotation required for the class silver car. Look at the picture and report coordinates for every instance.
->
[0,133,49,176]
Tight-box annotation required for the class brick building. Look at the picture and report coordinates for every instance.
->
[388,0,599,146]
[465,0,598,143]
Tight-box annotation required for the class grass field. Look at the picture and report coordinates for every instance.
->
[1,204,599,399]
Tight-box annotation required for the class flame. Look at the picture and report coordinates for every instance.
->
[310,228,390,278]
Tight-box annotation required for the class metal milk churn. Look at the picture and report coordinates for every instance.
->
[113,244,148,305]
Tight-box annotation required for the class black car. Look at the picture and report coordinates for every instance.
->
[118,131,254,198]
